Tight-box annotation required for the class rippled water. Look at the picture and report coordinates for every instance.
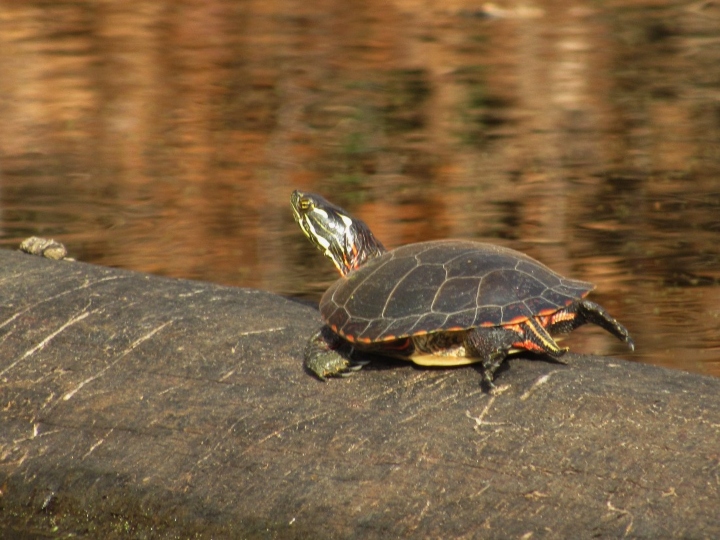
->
[1,0,719,377]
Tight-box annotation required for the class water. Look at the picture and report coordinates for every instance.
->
[1,0,719,377]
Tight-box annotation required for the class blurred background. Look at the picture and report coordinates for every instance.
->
[0,0,718,376]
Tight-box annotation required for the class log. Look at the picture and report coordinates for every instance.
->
[0,249,718,538]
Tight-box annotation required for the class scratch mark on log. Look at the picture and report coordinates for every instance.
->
[0,275,125,330]
[0,271,25,285]
[238,327,286,337]
[157,383,185,396]
[0,308,97,377]
[82,429,114,460]
[0,448,29,468]
[218,369,235,381]
[11,424,61,445]
[399,387,485,425]
[519,372,556,401]
[607,499,634,537]
[466,394,508,430]
[63,320,173,401]
[469,483,492,499]
[419,499,431,519]
[239,411,328,455]
[194,417,249,466]
[231,326,286,353]
[178,289,207,298]
[405,499,431,533]
[357,373,432,405]
[0,329,14,347]
[344,437,369,454]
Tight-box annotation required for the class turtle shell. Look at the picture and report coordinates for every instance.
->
[319,240,594,344]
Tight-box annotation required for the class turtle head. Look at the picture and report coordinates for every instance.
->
[291,190,386,276]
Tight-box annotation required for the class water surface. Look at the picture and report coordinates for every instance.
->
[1,0,719,376]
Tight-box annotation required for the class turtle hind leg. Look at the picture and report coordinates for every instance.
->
[466,327,519,389]
[467,320,569,389]
[549,299,635,351]
[515,316,567,358]
[304,326,359,380]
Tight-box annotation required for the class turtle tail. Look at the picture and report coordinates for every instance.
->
[549,300,635,351]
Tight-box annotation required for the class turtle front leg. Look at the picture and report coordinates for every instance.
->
[304,326,359,380]
[466,327,519,389]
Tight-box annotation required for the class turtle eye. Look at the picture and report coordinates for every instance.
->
[299,197,313,211]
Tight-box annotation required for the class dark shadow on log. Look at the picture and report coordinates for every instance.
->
[0,249,718,538]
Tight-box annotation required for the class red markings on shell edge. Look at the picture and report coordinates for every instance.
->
[445,326,465,332]
[506,314,531,325]
[333,325,356,342]
[335,328,374,344]
[348,333,411,344]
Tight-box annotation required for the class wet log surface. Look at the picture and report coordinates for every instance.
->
[0,249,718,538]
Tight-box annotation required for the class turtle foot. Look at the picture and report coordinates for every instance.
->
[305,352,370,380]
[304,326,358,381]
[305,351,352,380]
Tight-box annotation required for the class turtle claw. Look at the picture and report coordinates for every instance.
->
[333,358,369,377]
[482,371,497,391]
[345,362,367,373]
[547,347,570,364]
[552,352,569,365]
[480,352,507,391]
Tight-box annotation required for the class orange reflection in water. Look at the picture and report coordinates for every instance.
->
[1,0,719,377]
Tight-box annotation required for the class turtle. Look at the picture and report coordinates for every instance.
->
[291,190,634,387]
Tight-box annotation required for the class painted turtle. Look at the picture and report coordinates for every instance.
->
[291,190,634,387]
